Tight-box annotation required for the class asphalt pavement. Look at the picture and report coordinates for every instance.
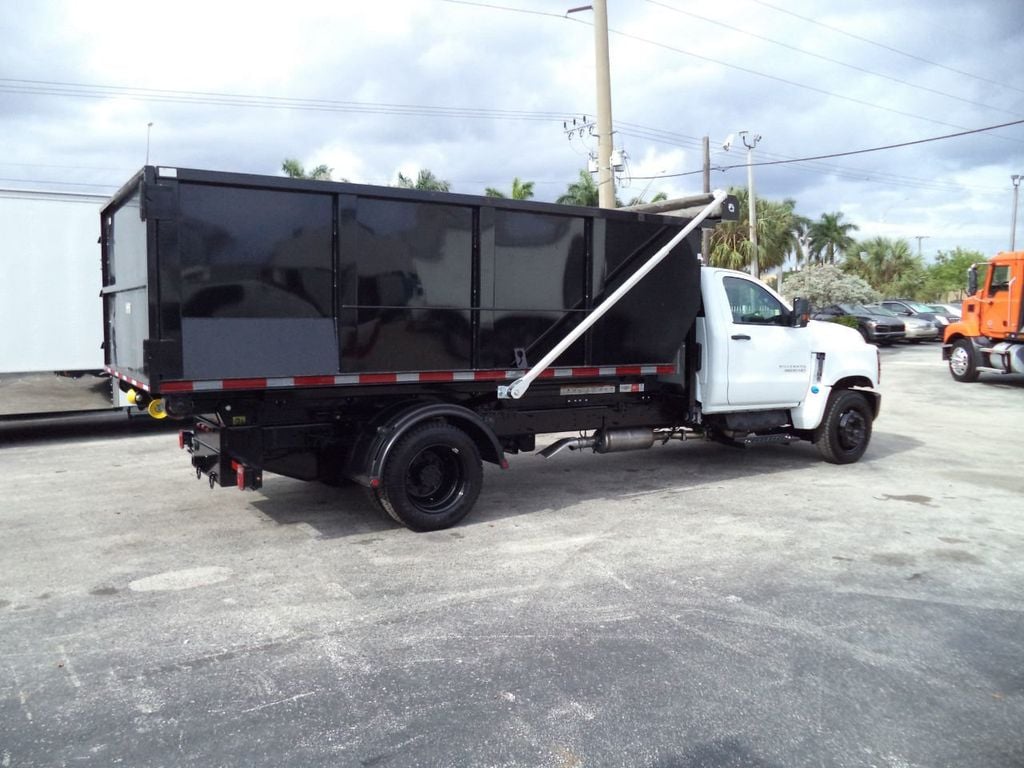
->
[1,343,1022,767]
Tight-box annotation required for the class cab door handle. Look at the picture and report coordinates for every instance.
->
[731,334,751,340]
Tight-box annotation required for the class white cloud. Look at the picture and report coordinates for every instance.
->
[1,0,1021,258]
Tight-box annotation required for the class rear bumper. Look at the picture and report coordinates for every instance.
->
[183,421,263,491]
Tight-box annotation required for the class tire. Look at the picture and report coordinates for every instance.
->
[858,327,871,343]
[378,422,482,532]
[363,485,402,524]
[814,390,873,464]
[949,339,979,383]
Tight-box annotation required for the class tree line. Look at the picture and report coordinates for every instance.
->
[282,159,979,301]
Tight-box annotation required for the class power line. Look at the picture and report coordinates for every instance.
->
[0,78,578,123]
[629,118,1024,180]
[751,0,1024,98]
[606,27,1023,142]
[435,0,569,20]
[644,0,1023,119]
[0,177,120,190]
[430,0,1023,141]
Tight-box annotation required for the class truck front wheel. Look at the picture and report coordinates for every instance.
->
[815,390,873,464]
[379,422,482,532]
[948,339,979,382]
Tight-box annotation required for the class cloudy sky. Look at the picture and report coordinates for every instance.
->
[2,0,1023,261]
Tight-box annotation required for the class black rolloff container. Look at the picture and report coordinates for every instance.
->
[100,166,703,396]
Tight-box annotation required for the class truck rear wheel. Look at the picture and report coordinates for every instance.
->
[378,422,482,532]
[949,339,979,382]
[815,389,872,464]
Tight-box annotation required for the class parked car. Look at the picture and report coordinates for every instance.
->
[865,303,939,342]
[927,302,962,319]
[812,303,906,345]
[879,299,950,338]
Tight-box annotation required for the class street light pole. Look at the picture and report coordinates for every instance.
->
[914,235,929,259]
[146,122,153,165]
[741,131,761,278]
[1012,174,1021,251]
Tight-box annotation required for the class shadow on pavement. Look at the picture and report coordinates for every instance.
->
[245,432,923,540]
[0,410,180,447]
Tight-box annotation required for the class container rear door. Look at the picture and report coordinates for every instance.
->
[102,188,150,376]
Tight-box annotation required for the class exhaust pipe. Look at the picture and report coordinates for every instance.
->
[538,436,597,459]
[539,428,655,459]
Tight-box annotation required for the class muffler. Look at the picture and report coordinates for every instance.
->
[539,428,654,459]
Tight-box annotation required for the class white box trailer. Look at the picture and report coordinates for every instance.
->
[0,188,124,417]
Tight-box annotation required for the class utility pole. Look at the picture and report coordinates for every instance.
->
[592,0,615,208]
[145,122,153,165]
[741,131,762,278]
[567,2,615,208]
[1012,174,1021,251]
[701,136,711,262]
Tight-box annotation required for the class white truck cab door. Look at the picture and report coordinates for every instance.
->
[719,275,811,407]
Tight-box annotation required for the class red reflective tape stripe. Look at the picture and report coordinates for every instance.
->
[419,371,456,382]
[294,375,337,387]
[146,363,678,395]
[359,373,398,384]
[221,378,266,390]
[108,368,152,391]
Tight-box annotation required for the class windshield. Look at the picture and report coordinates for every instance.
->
[866,304,897,317]
[837,303,871,314]
[904,301,935,312]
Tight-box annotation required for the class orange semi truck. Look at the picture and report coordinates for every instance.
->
[943,251,1024,382]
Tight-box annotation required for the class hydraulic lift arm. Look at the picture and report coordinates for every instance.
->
[498,189,729,400]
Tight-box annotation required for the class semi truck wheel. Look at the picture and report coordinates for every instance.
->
[815,389,872,464]
[378,422,482,532]
[948,339,979,382]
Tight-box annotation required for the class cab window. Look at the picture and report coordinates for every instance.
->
[723,277,786,325]
[989,265,1011,293]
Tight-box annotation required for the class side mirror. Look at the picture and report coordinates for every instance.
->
[791,297,810,328]
[967,264,978,296]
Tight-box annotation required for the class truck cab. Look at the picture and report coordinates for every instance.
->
[695,267,880,439]
[943,251,1024,381]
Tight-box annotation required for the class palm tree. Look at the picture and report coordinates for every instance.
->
[851,236,923,295]
[708,186,755,270]
[556,169,625,207]
[808,212,859,264]
[625,191,669,206]
[791,214,814,269]
[757,196,801,273]
[484,177,536,200]
[281,158,333,180]
[557,170,600,206]
[708,216,754,271]
[707,187,801,273]
[396,169,451,192]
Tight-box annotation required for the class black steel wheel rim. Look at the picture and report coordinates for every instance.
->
[837,408,867,451]
[405,445,464,514]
